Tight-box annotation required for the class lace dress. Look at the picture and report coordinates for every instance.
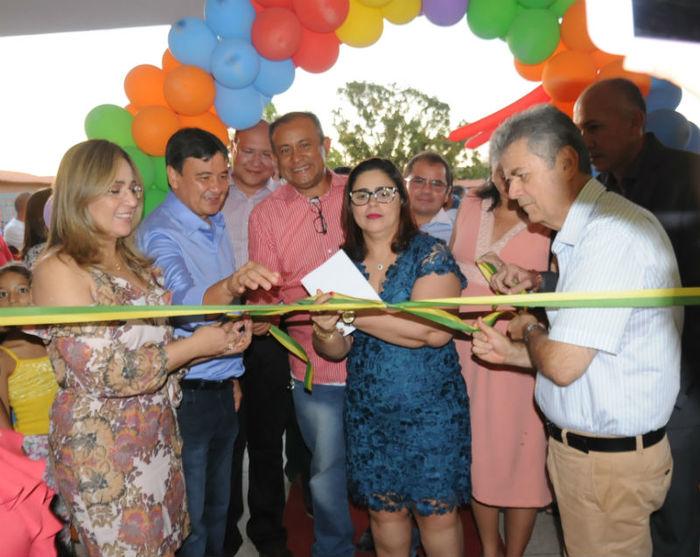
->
[345,233,471,515]
[45,269,189,557]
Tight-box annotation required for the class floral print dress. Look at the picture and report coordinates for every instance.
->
[45,269,189,557]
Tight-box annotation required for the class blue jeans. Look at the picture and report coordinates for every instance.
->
[293,380,355,557]
[176,386,238,557]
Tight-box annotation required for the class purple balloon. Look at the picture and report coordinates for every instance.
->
[423,0,469,26]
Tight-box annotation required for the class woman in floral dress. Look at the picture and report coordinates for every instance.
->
[33,140,249,557]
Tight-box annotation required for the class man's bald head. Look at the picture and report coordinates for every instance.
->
[573,79,647,178]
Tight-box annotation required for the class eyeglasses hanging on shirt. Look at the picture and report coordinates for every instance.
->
[309,196,328,235]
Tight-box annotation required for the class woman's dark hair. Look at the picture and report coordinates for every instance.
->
[476,179,501,212]
[0,263,32,284]
[22,188,52,257]
[341,157,418,261]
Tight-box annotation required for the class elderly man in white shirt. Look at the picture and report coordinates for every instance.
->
[472,105,681,557]
[4,191,30,254]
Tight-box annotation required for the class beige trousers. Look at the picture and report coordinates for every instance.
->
[546,433,673,557]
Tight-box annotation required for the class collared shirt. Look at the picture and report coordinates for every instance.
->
[420,207,456,244]
[137,192,244,380]
[248,172,348,385]
[3,218,24,251]
[599,133,700,404]
[536,178,682,436]
[222,179,279,267]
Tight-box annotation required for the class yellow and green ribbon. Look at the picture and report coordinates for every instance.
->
[3,287,700,391]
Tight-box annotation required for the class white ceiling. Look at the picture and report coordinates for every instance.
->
[0,0,203,36]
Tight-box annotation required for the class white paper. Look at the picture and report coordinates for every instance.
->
[301,249,380,335]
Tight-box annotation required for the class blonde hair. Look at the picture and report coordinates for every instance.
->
[46,139,151,275]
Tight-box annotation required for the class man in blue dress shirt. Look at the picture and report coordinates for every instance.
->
[404,151,456,243]
[138,127,279,557]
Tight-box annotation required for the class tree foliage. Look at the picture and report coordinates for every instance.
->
[332,81,489,180]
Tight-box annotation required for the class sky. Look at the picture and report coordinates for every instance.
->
[1,15,700,177]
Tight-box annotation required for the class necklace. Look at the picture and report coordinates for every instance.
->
[376,263,384,271]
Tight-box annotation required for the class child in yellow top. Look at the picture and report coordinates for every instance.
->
[0,264,58,455]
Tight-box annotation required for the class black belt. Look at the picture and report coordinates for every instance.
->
[547,423,665,454]
[181,378,232,391]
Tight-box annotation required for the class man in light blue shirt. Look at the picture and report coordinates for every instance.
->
[472,105,681,557]
[404,151,456,243]
[138,127,279,557]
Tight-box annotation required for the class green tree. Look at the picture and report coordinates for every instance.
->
[332,81,489,180]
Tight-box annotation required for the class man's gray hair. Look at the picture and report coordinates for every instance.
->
[490,104,590,172]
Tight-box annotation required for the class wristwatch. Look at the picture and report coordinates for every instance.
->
[523,321,548,344]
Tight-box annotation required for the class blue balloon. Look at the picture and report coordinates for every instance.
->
[205,0,256,40]
[168,18,218,72]
[686,122,700,154]
[254,57,295,97]
[211,38,260,89]
[646,109,691,150]
[646,78,683,112]
[215,82,266,130]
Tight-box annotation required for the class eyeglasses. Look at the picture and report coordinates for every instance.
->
[348,186,399,206]
[407,176,449,192]
[107,183,144,200]
[309,196,328,234]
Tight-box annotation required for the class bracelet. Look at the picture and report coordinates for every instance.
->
[312,323,338,342]
[523,321,548,344]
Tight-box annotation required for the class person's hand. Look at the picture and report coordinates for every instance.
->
[222,318,253,355]
[507,312,539,342]
[232,379,242,411]
[310,290,339,333]
[191,318,252,358]
[252,321,272,336]
[489,261,540,294]
[472,317,519,366]
[227,261,281,295]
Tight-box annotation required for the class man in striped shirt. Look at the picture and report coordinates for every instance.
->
[472,105,681,557]
[248,112,354,557]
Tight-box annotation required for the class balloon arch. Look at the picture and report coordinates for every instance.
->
[82,0,698,215]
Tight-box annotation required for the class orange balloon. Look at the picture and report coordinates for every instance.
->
[164,65,216,116]
[124,104,139,116]
[178,112,230,146]
[124,65,168,108]
[551,99,575,117]
[162,49,183,74]
[542,50,597,102]
[514,40,567,82]
[590,49,623,70]
[561,0,596,52]
[132,106,181,156]
[597,60,652,95]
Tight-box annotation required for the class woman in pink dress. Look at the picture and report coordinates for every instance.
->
[450,164,552,557]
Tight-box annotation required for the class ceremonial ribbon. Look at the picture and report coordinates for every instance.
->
[2,287,700,391]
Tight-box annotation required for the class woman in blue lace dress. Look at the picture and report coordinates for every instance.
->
[311,158,470,557]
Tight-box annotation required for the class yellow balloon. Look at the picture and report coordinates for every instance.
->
[358,0,392,6]
[336,0,384,48]
[382,0,421,24]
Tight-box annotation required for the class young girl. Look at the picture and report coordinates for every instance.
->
[0,263,58,458]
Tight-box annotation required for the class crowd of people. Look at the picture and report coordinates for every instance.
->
[0,77,698,557]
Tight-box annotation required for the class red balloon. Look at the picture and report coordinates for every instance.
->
[256,0,292,6]
[251,8,303,60]
[292,28,340,73]
[293,0,349,33]
[251,0,265,11]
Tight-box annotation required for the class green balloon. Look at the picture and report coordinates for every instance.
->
[152,156,169,192]
[142,185,168,219]
[507,9,560,64]
[84,104,134,147]
[123,145,155,188]
[549,0,576,17]
[518,0,554,8]
[467,0,519,40]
